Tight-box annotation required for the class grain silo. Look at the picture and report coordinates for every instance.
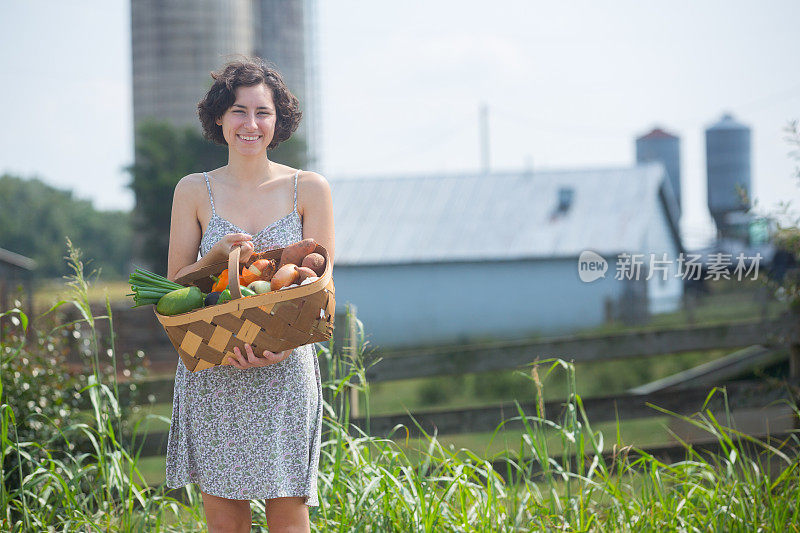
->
[131,0,254,132]
[636,127,681,219]
[705,113,751,240]
[131,0,318,162]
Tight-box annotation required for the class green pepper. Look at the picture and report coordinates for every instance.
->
[218,288,232,304]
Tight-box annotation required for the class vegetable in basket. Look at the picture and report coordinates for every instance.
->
[247,258,276,280]
[247,280,272,294]
[279,239,317,268]
[271,263,300,290]
[211,269,229,292]
[128,268,186,307]
[301,253,326,276]
[156,286,205,316]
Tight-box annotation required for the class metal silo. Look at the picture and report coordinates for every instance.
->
[636,127,681,219]
[705,113,751,239]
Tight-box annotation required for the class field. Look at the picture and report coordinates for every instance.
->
[2,252,797,531]
[117,278,786,487]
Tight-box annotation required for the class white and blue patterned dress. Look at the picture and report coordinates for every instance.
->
[165,169,323,505]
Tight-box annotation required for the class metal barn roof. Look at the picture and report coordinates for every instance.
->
[330,163,679,266]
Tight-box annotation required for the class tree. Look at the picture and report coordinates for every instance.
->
[0,174,132,279]
[125,120,228,275]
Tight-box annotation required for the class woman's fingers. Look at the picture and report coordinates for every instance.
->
[244,343,264,365]
[227,232,252,243]
[226,346,246,368]
[230,238,255,263]
[226,345,292,368]
[264,349,291,363]
[240,241,255,263]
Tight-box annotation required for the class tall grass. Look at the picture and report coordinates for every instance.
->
[1,240,206,531]
[1,242,799,531]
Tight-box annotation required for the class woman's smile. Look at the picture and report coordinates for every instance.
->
[237,133,263,143]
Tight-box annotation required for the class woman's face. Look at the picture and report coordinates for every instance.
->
[216,83,277,154]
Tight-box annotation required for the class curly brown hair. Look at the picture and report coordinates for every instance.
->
[197,57,302,149]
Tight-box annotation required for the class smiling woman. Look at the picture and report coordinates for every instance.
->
[163,57,334,533]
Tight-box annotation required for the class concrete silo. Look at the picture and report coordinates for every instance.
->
[131,0,254,132]
[705,113,752,241]
[636,127,681,220]
[255,0,320,166]
[131,0,317,161]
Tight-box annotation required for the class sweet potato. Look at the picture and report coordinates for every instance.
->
[270,263,300,291]
[301,252,326,276]
[279,238,317,268]
[295,266,317,284]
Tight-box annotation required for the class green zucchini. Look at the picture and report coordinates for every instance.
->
[156,286,205,316]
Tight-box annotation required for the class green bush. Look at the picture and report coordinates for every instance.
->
[0,173,132,279]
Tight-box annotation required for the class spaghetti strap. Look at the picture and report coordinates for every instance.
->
[203,172,216,216]
[293,169,301,213]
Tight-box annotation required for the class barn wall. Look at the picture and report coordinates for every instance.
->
[331,258,622,349]
[642,195,683,314]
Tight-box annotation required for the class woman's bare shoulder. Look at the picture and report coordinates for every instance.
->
[296,170,332,217]
[297,170,331,193]
[172,172,209,200]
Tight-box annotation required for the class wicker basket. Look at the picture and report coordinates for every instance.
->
[154,244,335,372]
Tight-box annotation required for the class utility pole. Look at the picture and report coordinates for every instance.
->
[480,102,490,174]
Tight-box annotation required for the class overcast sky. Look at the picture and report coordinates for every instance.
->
[1,1,798,248]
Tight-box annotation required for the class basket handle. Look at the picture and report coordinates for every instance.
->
[227,245,243,300]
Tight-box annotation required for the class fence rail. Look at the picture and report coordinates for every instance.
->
[66,310,799,458]
[363,316,797,382]
[104,314,797,409]
[120,378,796,457]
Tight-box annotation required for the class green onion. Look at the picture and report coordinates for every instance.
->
[128,267,185,307]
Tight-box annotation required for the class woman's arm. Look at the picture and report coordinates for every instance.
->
[298,171,335,266]
[166,176,204,282]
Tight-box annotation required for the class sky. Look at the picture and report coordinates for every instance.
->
[1,1,799,249]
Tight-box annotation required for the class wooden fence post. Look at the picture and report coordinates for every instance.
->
[790,310,800,380]
[683,291,696,325]
[0,278,6,343]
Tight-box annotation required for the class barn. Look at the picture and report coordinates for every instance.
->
[329,162,684,349]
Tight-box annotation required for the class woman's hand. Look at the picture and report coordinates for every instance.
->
[224,344,293,369]
[209,232,255,264]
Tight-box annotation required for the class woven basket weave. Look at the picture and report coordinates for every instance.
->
[154,244,335,372]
